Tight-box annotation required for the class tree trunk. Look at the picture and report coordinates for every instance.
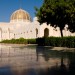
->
[60,28,63,37]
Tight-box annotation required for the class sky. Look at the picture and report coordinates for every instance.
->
[0,0,43,22]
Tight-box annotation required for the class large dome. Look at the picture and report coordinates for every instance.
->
[10,9,31,22]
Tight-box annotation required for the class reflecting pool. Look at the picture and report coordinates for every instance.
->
[0,44,75,75]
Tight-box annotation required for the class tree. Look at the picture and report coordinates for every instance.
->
[35,0,75,37]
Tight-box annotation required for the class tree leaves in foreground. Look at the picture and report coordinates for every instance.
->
[35,0,75,37]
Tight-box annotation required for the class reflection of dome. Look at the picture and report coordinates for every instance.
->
[10,9,31,22]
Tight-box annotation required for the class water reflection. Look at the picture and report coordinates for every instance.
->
[0,44,75,75]
[0,66,13,75]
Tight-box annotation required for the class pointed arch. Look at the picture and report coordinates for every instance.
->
[0,28,2,39]
[8,28,10,39]
[44,28,49,37]
[36,28,38,38]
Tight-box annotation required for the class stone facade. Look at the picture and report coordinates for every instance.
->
[0,9,74,41]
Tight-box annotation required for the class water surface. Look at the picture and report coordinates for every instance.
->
[0,44,75,75]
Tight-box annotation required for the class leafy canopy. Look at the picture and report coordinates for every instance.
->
[35,0,75,33]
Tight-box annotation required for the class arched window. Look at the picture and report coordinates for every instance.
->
[36,28,38,37]
[44,28,49,37]
[0,28,2,39]
[14,34,15,39]
[8,28,10,39]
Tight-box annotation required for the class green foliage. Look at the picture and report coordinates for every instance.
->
[27,39,36,44]
[36,36,75,48]
[36,38,45,46]
[35,0,75,36]
[1,38,36,44]
[1,37,75,48]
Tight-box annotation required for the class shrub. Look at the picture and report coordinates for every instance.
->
[36,36,75,48]
[1,38,36,44]
[1,37,75,48]
[28,39,36,44]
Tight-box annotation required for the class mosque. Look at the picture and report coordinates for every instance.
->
[0,8,74,41]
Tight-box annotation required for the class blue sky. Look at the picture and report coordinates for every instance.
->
[0,0,43,22]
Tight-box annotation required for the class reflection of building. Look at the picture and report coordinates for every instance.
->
[0,9,74,41]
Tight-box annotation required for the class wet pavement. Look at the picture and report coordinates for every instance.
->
[0,44,75,75]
